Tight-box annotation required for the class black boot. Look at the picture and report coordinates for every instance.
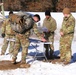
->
[45,49,49,59]
[44,44,50,59]
[49,50,54,59]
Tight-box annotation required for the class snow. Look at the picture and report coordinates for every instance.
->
[0,12,76,75]
[0,39,76,75]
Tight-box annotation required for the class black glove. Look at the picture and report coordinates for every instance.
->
[1,33,5,38]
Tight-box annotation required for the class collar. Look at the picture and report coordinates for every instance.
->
[64,14,72,21]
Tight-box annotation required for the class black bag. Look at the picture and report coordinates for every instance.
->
[1,33,5,38]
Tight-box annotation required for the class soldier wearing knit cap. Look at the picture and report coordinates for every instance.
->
[45,10,51,16]
[43,10,57,59]
[63,7,70,14]
[0,11,16,55]
[59,7,75,65]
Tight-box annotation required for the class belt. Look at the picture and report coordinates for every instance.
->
[43,31,54,34]
[15,31,25,34]
[68,32,74,34]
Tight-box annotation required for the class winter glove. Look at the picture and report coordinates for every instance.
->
[1,33,5,38]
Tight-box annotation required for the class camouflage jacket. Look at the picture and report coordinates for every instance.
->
[43,16,57,32]
[60,14,75,35]
[17,23,42,39]
[32,23,41,38]
[1,18,15,35]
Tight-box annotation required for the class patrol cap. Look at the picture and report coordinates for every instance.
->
[63,7,71,14]
[45,10,51,16]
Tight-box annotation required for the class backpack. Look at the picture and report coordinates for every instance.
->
[9,12,34,34]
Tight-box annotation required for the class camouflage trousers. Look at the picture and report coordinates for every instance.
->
[60,34,73,62]
[1,34,15,54]
[12,34,30,62]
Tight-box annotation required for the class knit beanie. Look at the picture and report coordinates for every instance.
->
[45,10,51,16]
[63,8,71,14]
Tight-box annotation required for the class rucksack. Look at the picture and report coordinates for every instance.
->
[9,12,34,34]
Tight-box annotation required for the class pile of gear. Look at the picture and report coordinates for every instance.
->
[9,12,34,34]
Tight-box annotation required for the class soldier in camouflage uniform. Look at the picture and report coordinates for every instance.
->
[60,8,75,64]
[43,10,57,59]
[12,14,46,68]
[0,11,16,55]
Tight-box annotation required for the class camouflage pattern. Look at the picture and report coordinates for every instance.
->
[1,19,16,54]
[43,17,57,32]
[12,31,30,62]
[60,14,75,62]
[1,19,15,35]
[12,23,42,62]
[43,16,57,58]
[9,13,34,34]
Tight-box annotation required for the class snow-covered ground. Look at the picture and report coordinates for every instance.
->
[0,12,76,75]
[0,38,76,75]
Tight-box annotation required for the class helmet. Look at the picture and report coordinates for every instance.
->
[63,8,70,14]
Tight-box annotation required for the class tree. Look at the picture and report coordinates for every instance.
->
[56,0,76,12]
[51,0,58,12]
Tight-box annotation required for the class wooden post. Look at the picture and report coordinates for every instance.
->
[0,0,5,16]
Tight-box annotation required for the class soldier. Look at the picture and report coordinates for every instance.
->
[43,10,57,59]
[0,11,16,55]
[59,8,75,64]
[11,14,46,68]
